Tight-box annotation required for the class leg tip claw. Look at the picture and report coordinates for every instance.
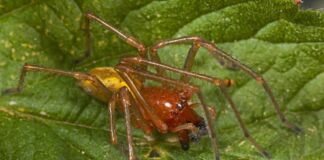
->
[261,150,272,159]
[73,51,91,65]
[1,88,19,95]
[291,125,303,135]
[73,58,83,66]
[285,122,303,134]
[215,154,220,160]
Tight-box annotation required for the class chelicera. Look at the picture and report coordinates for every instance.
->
[2,13,302,160]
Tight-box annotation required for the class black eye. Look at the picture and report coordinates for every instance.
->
[176,99,187,110]
[176,103,183,110]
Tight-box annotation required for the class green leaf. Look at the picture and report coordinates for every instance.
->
[0,0,323,159]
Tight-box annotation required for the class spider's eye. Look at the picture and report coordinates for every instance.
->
[176,99,187,110]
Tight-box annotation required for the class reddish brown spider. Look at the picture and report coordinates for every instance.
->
[2,13,301,160]
[295,0,303,5]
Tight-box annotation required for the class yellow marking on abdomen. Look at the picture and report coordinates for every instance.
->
[89,67,130,92]
[78,67,141,102]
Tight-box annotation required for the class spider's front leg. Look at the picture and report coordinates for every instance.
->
[150,36,237,82]
[149,36,301,134]
[200,41,302,133]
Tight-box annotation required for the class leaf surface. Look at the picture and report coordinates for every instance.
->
[0,0,323,159]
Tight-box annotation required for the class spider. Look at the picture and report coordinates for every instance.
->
[2,13,302,160]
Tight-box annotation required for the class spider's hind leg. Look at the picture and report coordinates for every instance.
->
[1,63,100,95]
[150,36,301,134]
[201,42,302,134]
[75,13,146,64]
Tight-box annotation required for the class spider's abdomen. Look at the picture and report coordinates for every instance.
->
[78,67,131,102]
[90,67,129,91]
[141,87,203,131]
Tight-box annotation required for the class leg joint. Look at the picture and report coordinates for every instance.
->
[150,46,159,54]
[22,63,37,71]
[84,12,95,19]
[126,37,146,53]
[256,76,265,84]
[185,36,203,42]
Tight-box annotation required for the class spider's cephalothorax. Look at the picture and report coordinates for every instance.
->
[141,87,207,150]
[2,13,301,160]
